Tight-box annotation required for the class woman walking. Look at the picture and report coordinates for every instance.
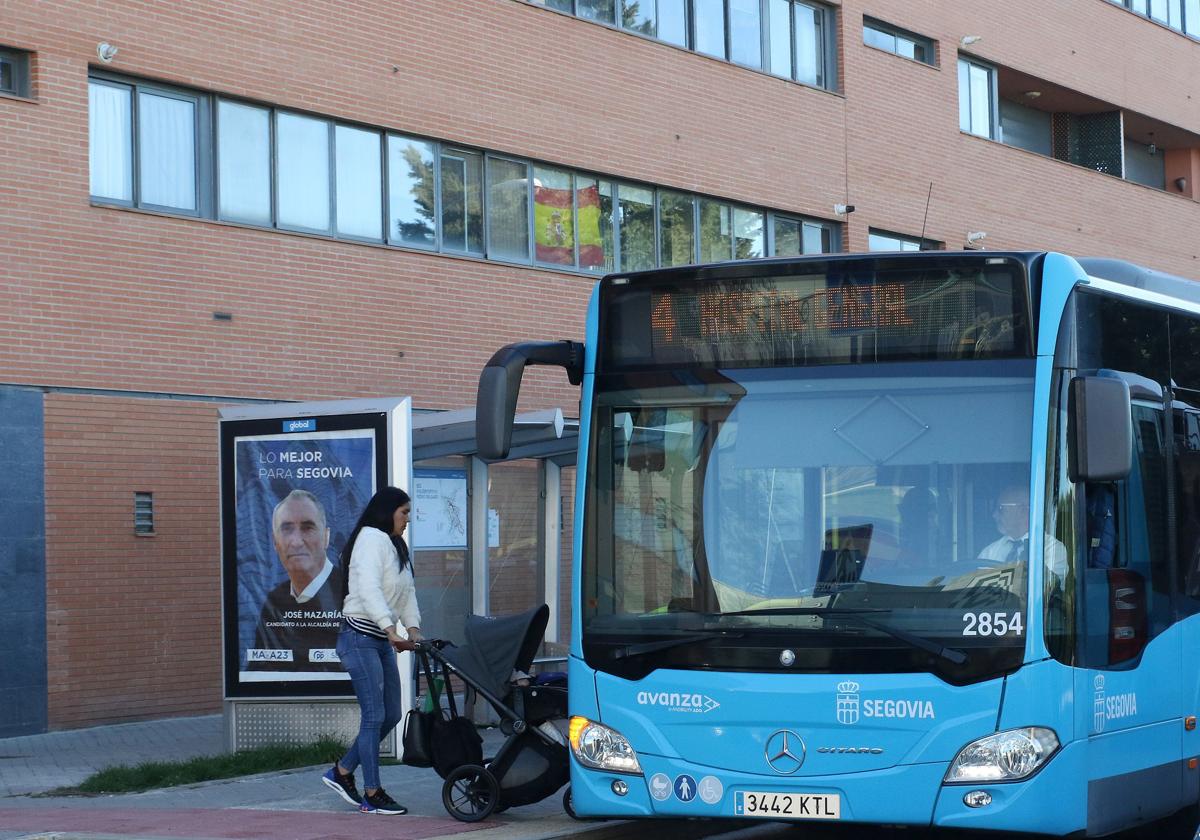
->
[321,486,422,815]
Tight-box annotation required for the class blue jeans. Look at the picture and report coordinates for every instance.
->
[336,627,401,790]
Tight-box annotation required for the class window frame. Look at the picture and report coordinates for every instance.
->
[385,132,440,251]
[333,123,386,243]
[135,85,206,217]
[958,55,999,140]
[215,98,276,227]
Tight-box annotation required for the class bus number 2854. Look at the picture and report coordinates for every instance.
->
[962,612,1023,636]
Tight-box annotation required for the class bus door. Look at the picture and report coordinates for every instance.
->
[1075,400,1183,833]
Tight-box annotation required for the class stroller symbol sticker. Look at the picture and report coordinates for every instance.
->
[698,776,723,805]
[674,774,697,802]
[649,773,672,801]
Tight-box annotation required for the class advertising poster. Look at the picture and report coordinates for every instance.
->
[224,421,381,693]
[412,468,468,550]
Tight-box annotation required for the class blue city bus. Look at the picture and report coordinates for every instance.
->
[476,251,1200,836]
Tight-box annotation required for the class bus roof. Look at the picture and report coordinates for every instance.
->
[1075,256,1200,306]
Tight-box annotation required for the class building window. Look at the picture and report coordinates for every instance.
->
[90,72,839,273]
[335,125,384,241]
[138,90,198,212]
[771,216,830,255]
[487,156,531,262]
[388,135,437,249]
[440,148,485,254]
[217,100,271,225]
[534,166,576,267]
[863,17,934,65]
[89,80,133,202]
[578,0,616,24]
[999,98,1052,156]
[618,184,656,271]
[958,57,997,139]
[531,0,836,90]
[0,46,31,97]
[88,77,207,213]
[1108,0,1200,37]
[729,0,764,67]
[868,229,938,251]
[765,0,831,87]
[1123,137,1166,189]
[276,112,331,233]
[659,190,696,266]
[619,0,689,48]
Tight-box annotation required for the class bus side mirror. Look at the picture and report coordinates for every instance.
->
[1068,376,1132,483]
[477,341,584,461]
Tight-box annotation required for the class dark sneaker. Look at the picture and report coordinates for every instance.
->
[321,766,360,807]
[360,788,407,815]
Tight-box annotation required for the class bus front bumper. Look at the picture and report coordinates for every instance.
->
[570,740,1084,835]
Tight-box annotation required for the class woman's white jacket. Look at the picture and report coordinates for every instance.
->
[341,527,421,636]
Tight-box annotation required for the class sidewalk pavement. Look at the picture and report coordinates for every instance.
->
[0,715,747,840]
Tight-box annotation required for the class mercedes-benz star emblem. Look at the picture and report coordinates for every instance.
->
[764,729,806,774]
[779,649,796,667]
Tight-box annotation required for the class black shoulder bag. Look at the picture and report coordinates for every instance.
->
[400,651,438,767]
[430,662,483,779]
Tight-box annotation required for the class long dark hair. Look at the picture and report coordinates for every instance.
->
[341,486,412,579]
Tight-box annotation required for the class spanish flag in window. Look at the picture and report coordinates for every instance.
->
[535,184,606,267]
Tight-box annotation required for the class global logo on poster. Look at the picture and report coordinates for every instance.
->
[836,681,860,724]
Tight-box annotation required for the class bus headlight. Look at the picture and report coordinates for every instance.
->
[944,727,1059,783]
[569,716,643,775]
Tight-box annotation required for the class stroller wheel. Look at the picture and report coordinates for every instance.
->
[442,764,499,823]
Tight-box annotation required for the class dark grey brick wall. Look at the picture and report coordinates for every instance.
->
[0,387,46,736]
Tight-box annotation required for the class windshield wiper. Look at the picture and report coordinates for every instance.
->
[716,607,968,666]
[610,629,744,661]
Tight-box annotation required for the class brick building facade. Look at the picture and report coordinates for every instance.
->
[2,0,1199,734]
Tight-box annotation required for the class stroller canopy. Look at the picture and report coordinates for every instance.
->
[441,603,549,699]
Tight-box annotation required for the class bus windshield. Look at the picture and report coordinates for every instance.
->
[582,259,1037,683]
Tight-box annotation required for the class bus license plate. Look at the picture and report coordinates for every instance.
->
[735,790,841,819]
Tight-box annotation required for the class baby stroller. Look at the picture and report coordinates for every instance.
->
[416,603,569,822]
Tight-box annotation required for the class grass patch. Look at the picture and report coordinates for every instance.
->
[49,737,347,795]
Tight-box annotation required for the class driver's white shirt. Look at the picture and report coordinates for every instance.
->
[978,532,1068,580]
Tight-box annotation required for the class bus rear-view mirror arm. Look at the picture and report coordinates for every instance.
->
[1068,375,1133,483]
[477,340,585,461]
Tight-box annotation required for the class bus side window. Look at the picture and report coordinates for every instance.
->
[1085,483,1117,569]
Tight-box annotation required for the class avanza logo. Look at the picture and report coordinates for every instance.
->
[636,691,720,714]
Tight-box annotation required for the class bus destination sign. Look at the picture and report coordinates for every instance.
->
[650,280,915,346]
